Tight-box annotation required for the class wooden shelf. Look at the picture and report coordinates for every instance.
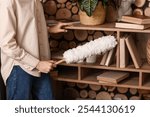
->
[65,22,150,33]
[57,62,150,73]
[51,22,150,90]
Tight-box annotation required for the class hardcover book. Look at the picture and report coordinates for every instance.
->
[115,22,150,30]
[121,15,150,25]
[97,71,129,84]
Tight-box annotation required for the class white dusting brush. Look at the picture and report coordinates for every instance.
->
[56,35,117,64]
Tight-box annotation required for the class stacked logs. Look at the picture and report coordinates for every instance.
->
[133,0,150,16]
[49,30,111,52]
[43,0,79,21]
[43,1,117,52]
[63,82,141,100]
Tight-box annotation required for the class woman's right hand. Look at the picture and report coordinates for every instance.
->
[36,60,56,73]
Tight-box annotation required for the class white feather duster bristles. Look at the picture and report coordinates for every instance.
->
[63,35,117,64]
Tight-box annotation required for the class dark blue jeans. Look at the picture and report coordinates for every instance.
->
[6,66,54,100]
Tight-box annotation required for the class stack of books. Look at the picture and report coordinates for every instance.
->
[97,71,129,84]
[115,15,150,30]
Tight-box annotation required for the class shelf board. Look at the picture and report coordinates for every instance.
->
[82,71,139,87]
[56,73,78,81]
[65,22,150,33]
[56,62,150,73]
[55,73,150,90]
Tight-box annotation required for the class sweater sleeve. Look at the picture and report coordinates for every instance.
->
[0,1,39,70]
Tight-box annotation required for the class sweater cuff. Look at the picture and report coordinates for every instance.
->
[21,53,40,70]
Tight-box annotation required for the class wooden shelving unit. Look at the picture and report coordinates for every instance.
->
[52,22,150,90]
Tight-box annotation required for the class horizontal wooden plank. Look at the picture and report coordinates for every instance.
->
[64,23,150,33]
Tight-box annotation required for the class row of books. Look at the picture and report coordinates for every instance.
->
[97,34,142,84]
[99,34,142,69]
[115,15,150,30]
[120,34,142,68]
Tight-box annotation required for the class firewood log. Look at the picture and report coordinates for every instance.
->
[87,35,94,41]
[50,33,63,40]
[57,4,61,9]
[59,40,69,50]
[117,87,128,94]
[114,94,128,100]
[133,8,143,16]
[72,15,80,21]
[144,7,150,17]
[89,84,101,91]
[64,30,74,41]
[66,1,72,10]
[61,3,66,8]
[69,41,77,49]
[108,86,116,92]
[135,0,146,7]
[93,31,104,39]
[49,40,59,48]
[96,91,112,100]
[129,96,141,100]
[71,6,79,14]
[88,90,97,99]
[77,83,88,89]
[129,88,138,95]
[56,8,72,20]
[44,0,57,15]
[87,30,95,35]
[80,90,88,98]
[64,88,80,99]
[74,30,88,41]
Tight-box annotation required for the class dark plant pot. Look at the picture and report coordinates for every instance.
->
[79,1,106,25]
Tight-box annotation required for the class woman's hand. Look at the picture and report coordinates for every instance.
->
[48,22,69,33]
[36,60,56,73]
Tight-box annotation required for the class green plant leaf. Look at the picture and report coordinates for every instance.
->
[82,0,98,16]
[78,0,84,11]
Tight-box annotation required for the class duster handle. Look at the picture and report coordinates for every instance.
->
[55,59,65,65]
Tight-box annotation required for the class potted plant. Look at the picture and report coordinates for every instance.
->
[71,0,108,25]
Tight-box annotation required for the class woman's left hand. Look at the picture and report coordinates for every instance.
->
[48,22,70,33]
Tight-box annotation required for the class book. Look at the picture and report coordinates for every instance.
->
[120,37,129,68]
[100,51,109,65]
[98,80,114,84]
[97,71,129,84]
[115,22,150,30]
[121,15,150,25]
[125,35,142,68]
[105,48,115,66]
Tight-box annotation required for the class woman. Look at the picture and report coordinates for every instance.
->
[0,0,69,100]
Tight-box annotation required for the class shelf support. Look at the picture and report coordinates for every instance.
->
[116,31,120,68]
[139,72,143,87]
